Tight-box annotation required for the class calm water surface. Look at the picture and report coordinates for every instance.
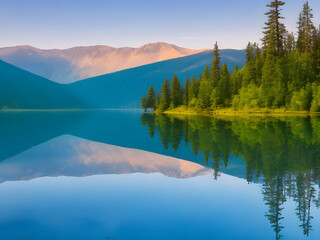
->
[0,110,319,240]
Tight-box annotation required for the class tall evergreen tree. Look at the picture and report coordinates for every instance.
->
[141,95,147,112]
[209,42,221,87]
[188,75,196,102]
[159,78,170,111]
[155,91,161,110]
[198,65,213,109]
[183,77,189,106]
[170,74,183,108]
[261,28,282,107]
[262,0,286,56]
[215,62,231,107]
[297,1,315,53]
[230,64,240,95]
[146,85,155,110]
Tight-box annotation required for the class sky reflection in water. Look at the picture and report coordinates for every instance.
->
[0,110,319,240]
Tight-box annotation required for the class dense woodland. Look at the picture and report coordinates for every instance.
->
[141,1,320,112]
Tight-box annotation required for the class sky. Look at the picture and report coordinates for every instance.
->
[0,0,320,50]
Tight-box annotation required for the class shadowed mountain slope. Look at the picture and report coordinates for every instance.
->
[0,60,85,109]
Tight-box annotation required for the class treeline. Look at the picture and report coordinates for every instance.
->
[142,1,320,112]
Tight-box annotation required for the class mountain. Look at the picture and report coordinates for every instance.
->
[0,43,206,83]
[0,60,85,109]
[68,49,246,108]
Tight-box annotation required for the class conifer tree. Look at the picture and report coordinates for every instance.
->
[170,74,183,108]
[141,95,147,112]
[195,74,201,98]
[209,42,221,87]
[198,65,213,109]
[146,85,155,110]
[262,0,286,56]
[159,78,170,111]
[155,91,160,110]
[230,64,241,95]
[215,62,231,106]
[188,75,196,102]
[297,1,315,53]
[261,28,282,107]
[183,77,189,106]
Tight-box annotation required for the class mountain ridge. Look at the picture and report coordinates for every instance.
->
[0,42,208,83]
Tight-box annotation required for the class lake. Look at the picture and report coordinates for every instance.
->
[0,110,319,240]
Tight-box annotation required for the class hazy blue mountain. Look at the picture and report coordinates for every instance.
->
[0,43,206,83]
[68,49,246,108]
[0,60,85,109]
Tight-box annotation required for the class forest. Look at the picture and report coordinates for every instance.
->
[141,1,320,113]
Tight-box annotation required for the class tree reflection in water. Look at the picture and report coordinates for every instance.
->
[141,113,320,239]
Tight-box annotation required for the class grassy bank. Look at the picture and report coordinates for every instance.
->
[159,106,320,117]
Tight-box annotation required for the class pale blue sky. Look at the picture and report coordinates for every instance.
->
[0,0,319,49]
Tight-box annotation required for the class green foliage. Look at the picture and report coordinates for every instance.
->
[155,91,160,110]
[141,95,146,111]
[170,74,183,108]
[146,85,155,110]
[311,83,320,112]
[198,65,213,109]
[232,84,262,110]
[215,62,231,107]
[159,78,170,111]
[290,83,312,111]
[183,77,189,106]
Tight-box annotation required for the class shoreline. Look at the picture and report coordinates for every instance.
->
[161,107,320,118]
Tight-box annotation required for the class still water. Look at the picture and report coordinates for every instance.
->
[0,110,319,240]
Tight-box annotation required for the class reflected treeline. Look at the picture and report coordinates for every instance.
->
[141,113,320,240]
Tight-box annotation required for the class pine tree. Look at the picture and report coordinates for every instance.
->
[262,0,286,56]
[159,78,170,111]
[146,85,155,110]
[261,28,282,107]
[297,1,315,53]
[209,42,221,87]
[215,62,231,107]
[284,32,296,54]
[183,77,189,106]
[188,75,196,102]
[141,95,147,112]
[198,65,213,109]
[155,91,161,110]
[230,64,241,95]
[170,74,183,108]
[195,74,201,98]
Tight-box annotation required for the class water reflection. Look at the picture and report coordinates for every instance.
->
[0,135,211,182]
[0,111,320,239]
[141,113,320,239]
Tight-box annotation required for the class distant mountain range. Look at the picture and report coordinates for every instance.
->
[0,43,207,83]
[0,43,246,109]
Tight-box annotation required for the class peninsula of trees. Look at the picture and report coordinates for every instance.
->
[141,1,320,114]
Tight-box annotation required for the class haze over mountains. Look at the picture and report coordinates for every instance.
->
[0,42,207,83]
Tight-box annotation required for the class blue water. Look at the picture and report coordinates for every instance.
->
[0,110,319,240]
